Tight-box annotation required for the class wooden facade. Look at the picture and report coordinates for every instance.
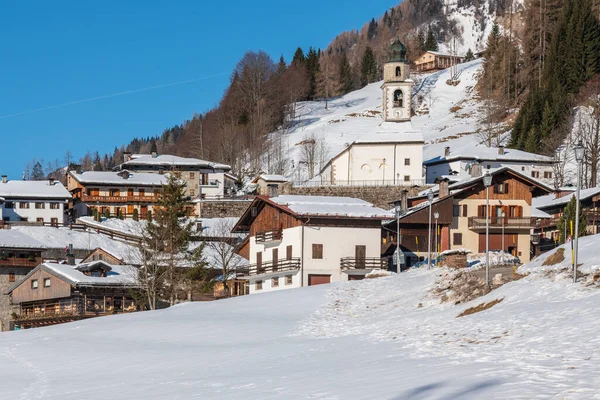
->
[80,247,124,265]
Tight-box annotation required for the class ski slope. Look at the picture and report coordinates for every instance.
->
[2,235,600,399]
[279,59,493,180]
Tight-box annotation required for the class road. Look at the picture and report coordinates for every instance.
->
[470,265,518,281]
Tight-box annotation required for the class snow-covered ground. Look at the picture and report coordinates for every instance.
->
[278,59,493,181]
[2,237,600,398]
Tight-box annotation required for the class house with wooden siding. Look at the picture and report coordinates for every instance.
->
[0,230,46,331]
[414,51,464,72]
[232,195,393,294]
[387,167,552,266]
[6,261,140,330]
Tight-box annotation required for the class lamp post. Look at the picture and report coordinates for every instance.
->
[574,140,585,283]
[394,200,402,273]
[483,171,493,287]
[434,211,439,267]
[427,190,434,269]
[501,210,506,263]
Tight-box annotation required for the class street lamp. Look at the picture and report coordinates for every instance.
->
[434,211,439,267]
[427,190,434,269]
[394,199,402,273]
[483,170,493,287]
[501,210,506,264]
[573,140,585,283]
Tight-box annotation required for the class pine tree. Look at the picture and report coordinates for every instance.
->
[31,162,45,180]
[417,30,426,52]
[292,47,305,65]
[539,101,557,139]
[305,47,320,98]
[425,27,438,51]
[464,48,475,62]
[92,152,103,171]
[132,208,139,222]
[277,55,287,75]
[367,18,378,40]
[557,196,587,242]
[525,127,539,153]
[338,53,353,94]
[360,46,378,86]
[150,141,158,154]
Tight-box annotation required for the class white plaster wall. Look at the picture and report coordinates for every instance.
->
[1,200,66,223]
[345,143,423,183]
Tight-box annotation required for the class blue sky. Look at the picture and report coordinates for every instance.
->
[0,1,397,179]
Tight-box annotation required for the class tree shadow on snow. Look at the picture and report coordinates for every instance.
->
[393,378,504,400]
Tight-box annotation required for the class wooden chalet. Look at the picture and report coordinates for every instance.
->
[7,261,140,329]
[81,247,127,265]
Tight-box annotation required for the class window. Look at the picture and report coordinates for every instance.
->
[544,171,553,179]
[51,218,58,226]
[453,233,463,245]
[521,166,525,171]
[393,90,403,108]
[255,280,263,290]
[19,202,29,209]
[31,279,38,289]
[35,202,45,209]
[404,175,410,182]
[404,158,410,166]
[4,202,13,209]
[462,204,468,217]
[2,217,8,222]
[8,273,15,283]
[19,217,28,222]
[285,275,293,285]
[109,188,120,197]
[44,278,51,287]
[36,218,44,223]
[493,183,509,194]
[531,171,540,178]
[49,203,60,209]
[395,66,401,77]
[139,188,145,197]
[312,244,323,259]
[272,277,279,287]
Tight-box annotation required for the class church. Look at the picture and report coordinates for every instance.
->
[319,39,425,186]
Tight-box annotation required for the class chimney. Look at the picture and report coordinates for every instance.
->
[1,175,6,184]
[498,145,505,156]
[123,151,132,163]
[444,146,450,157]
[438,178,449,198]
[49,178,55,186]
[151,150,157,159]
[470,162,482,178]
[401,189,408,211]
[67,243,75,266]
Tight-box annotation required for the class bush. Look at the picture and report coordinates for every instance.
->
[132,209,139,221]
[147,210,152,222]
[103,208,110,219]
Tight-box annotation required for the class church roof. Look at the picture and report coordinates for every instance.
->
[387,38,408,63]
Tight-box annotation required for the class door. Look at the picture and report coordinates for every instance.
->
[127,205,134,216]
[308,274,331,286]
[140,205,148,219]
[89,188,100,197]
[272,248,278,271]
[355,245,366,268]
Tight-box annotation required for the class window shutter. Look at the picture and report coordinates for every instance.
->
[453,233,463,245]
[462,205,468,217]
[504,183,509,193]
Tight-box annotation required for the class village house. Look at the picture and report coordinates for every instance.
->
[414,51,464,72]
[67,169,167,219]
[232,195,393,294]
[424,145,556,186]
[0,176,71,225]
[386,166,553,266]
[252,174,289,196]
[0,230,46,331]
[116,152,236,200]
[6,260,140,330]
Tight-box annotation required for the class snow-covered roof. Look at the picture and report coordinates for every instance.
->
[123,154,231,171]
[42,261,138,287]
[0,180,70,200]
[531,207,552,219]
[252,174,289,183]
[533,186,600,211]
[0,230,47,250]
[420,50,463,57]
[70,171,167,186]
[357,122,424,144]
[270,195,394,219]
[424,146,554,166]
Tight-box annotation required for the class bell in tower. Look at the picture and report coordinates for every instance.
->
[381,38,413,122]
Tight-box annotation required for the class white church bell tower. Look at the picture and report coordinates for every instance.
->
[382,38,412,122]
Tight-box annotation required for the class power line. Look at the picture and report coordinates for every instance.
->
[0,72,228,120]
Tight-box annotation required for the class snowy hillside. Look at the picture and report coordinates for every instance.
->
[280,59,497,181]
[2,239,600,398]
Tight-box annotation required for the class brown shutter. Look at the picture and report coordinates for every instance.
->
[256,252,262,268]
[286,245,292,260]
[272,248,278,268]
[312,244,323,259]
[462,204,468,217]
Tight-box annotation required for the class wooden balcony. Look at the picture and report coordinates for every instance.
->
[81,195,158,204]
[0,257,41,267]
[468,216,535,230]
[255,229,283,244]
[238,258,300,277]
[340,257,388,270]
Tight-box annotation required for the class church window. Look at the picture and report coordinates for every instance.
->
[395,66,401,77]
[393,90,403,108]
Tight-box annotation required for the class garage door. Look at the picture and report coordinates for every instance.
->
[478,233,518,252]
[308,274,331,286]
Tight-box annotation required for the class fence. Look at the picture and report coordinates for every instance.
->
[292,179,426,188]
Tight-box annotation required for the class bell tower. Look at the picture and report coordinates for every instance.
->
[382,38,412,122]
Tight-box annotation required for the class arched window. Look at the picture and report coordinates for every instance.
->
[395,66,401,77]
[393,90,403,108]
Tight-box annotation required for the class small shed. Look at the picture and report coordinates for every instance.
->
[252,175,289,197]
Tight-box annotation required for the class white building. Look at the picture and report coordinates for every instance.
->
[232,195,392,294]
[0,176,70,225]
[424,145,556,186]
[116,152,236,199]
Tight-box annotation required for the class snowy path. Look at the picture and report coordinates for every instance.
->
[1,265,600,399]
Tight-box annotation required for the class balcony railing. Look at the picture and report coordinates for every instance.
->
[238,257,301,277]
[340,257,388,270]
[82,195,158,203]
[0,257,42,267]
[468,216,536,229]
[255,229,283,244]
